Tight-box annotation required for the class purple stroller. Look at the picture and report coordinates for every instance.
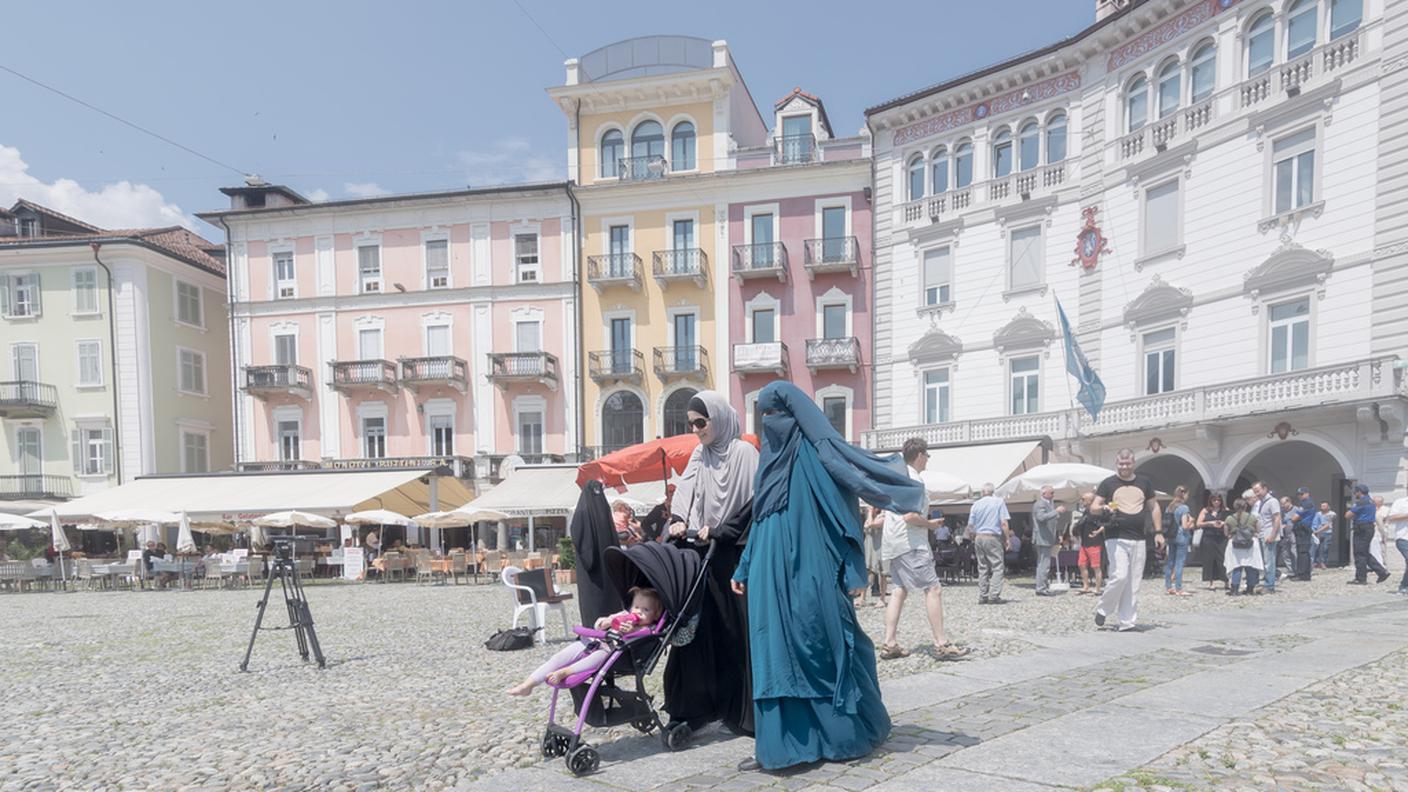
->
[540,540,714,776]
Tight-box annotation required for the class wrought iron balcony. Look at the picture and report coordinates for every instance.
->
[487,351,560,391]
[399,356,468,394]
[776,134,817,165]
[652,249,709,289]
[618,155,669,182]
[653,346,709,382]
[805,337,861,373]
[731,242,788,282]
[803,236,860,278]
[243,365,313,400]
[0,381,57,419]
[329,360,399,394]
[0,474,72,500]
[587,253,643,292]
[588,349,644,384]
[732,342,789,376]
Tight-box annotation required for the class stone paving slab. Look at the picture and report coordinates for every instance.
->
[873,764,1068,791]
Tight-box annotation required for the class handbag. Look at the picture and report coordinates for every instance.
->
[484,626,539,651]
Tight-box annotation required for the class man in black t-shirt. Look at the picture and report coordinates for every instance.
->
[1092,449,1163,631]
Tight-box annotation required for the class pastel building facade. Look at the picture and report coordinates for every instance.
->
[866,0,1407,554]
[200,183,579,489]
[0,201,232,510]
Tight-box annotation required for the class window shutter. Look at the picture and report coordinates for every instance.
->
[71,429,82,474]
[102,428,115,474]
[30,272,41,316]
[0,274,9,316]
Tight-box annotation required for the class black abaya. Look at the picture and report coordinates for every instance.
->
[1199,508,1230,584]
[569,481,624,625]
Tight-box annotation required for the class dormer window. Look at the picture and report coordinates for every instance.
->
[18,217,38,237]
[245,192,266,208]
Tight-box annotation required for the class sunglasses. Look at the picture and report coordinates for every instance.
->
[689,418,709,430]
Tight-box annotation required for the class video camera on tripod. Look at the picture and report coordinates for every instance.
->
[240,534,326,671]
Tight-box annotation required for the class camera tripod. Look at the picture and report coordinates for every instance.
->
[239,550,326,671]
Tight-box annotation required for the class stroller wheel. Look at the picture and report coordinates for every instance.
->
[662,721,692,752]
[566,744,599,776]
[631,716,656,734]
[540,730,569,758]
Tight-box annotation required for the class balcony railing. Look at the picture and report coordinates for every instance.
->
[776,134,817,165]
[0,381,58,419]
[619,155,668,182]
[322,455,476,478]
[243,365,313,400]
[653,346,709,381]
[805,337,861,373]
[586,253,643,292]
[651,249,709,288]
[236,460,322,472]
[399,356,468,394]
[477,453,568,483]
[803,236,860,278]
[732,342,789,376]
[329,360,398,393]
[487,351,560,390]
[0,474,73,500]
[731,242,788,282]
[588,349,644,384]
[899,161,1065,228]
[863,356,1401,450]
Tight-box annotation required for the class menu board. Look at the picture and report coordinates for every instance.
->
[342,547,365,581]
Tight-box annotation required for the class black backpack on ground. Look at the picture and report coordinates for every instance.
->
[484,626,539,651]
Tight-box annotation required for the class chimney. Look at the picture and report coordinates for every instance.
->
[1096,0,1130,21]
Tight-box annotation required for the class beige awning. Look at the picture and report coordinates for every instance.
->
[924,440,1046,493]
[38,469,474,525]
[464,465,668,519]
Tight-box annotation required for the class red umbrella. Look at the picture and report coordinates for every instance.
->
[575,434,761,489]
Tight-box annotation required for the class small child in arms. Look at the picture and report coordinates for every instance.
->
[506,587,663,696]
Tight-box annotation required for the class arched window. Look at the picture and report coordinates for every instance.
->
[1247,12,1275,76]
[1045,113,1068,163]
[930,147,949,194]
[662,388,698,438]
[601,391,644,451]
[1287,0,1318,59]
[907,155,925,201]
[1331,0,1363,39]
[1125,75,1149,133]
[1018,122,1040,171]
[992,129,1013,178]
[1189,42,1217,103]
[954,141,974,188]
[600,129,624,178]
[671,121,696,171]
[1157,60,1181,119]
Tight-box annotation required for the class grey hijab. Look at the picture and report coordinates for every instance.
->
[671,390,758,531]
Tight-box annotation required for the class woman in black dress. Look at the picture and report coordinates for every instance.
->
[1197,492,1230,591]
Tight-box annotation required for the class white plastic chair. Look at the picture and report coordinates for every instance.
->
[500,565,572,644]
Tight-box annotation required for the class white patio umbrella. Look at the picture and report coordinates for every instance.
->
[252,510,338,530]
[343,509,413,527]
[0,513,46,531]
[246,523,268,548]
[49,509,71,586]
[921,469,971,501]
[175,511,198,555]
[994,463,1118,503]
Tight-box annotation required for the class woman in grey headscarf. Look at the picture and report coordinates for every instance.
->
[661,390,758,744]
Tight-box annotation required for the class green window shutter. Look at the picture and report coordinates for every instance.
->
[71,429,82,474]
[0,274,9,316]
[31,272,40,316]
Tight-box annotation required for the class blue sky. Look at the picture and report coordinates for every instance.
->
[1,0,1092,236]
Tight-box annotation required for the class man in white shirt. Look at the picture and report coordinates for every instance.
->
[1252,481,1282,593]
[877,438,968,661]
[1388,496,1408,595]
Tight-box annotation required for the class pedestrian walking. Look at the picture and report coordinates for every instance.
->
[1387,496,1408,595]
[1032,485,1066,597]
[1288,487,1315,581]
[1279,496,1298,580]
[1073,495,1108,594]
[1347,484,1390,586]
[1094,449,1163,631]
[1196,493,1229,591]
[1163,485,1193,596]
[1224,498,1264,595]
[967,483,1013,605]
[1252,483,1282,593]
[1311,502,1336,569]
[1373,495,1391,568]
[858,505,888,609]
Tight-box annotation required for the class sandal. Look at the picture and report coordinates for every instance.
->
[931,642,971,660]
[879,643,910,660]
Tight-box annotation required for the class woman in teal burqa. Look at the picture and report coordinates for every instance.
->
[730,381,926,770]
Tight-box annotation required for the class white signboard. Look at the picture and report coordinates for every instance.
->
[342,547,365,581]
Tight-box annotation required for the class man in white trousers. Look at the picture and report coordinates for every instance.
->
[1094,449,1163,631]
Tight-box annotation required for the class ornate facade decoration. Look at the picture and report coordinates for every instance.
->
[1122,275,1194,332]
[891,72,1082,147]
[1242,242,1334,312]
[1268,421,1299,441]
[992,306,1055,358]
[907,327,963,367]
[1071,205,1111,271]
[1107,0,1241,71]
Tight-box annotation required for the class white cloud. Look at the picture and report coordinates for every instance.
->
[307,188,330,203]
[344,182,390,198]
[0,144,194,230]
[456,137,563,186]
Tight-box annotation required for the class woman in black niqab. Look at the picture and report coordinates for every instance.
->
[569,479,624,625]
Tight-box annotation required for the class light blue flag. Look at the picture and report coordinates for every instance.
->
[1055,297,1106,422]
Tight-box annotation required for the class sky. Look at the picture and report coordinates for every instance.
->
[1,0,1093,238]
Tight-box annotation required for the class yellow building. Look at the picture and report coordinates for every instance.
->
[549,37,767,451]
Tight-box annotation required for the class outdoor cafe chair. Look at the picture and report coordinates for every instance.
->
[449,551,468,585]
[244,556,265,587]
[414,553,435,585]
[501,565,573,644]
[204,561,227,589]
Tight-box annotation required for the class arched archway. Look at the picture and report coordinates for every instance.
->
[601,390,644,452]
[661,387,698,438]
[1136,453,1208,510]
[1228,439,1351,565]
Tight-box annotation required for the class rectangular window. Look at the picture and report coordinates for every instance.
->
[429,414,454,456]
[181,431,209,473]
[1010,356,1040,415]
[821,206,848,262]
[822,304,847,339]
[1331,0,1363,38]
[517,410,544,455]
[73,268,98,313]
[357,244,382,293]
[12,343,38,381]
[923,246,952,306]
[610,317,632,372]
[672,219,694,251]
[1273,128,1316,215]
[178,349,206,395]
[1008,225,1044,292]
[608,225,630,277]
[176,281,202,327]
[515,320,542,353]
[77,340,102,386]
[71,425,113,476]
[751,308,775,343]
[277,419,301,461]
[673,313,697,370]
[1142,327,1176,395]
[274,333,297,366]
[1143,180,1180,256]
[17,426,41,477]
[273,252,296,298]
[424,239,450,289]
[514,234,539,283]
[749,214,775,267]
[362,416,386,458]
[425,324,451,357]
[923,368,951,424]
[358,328,383,360]
[822,396,847,438]
[4,273,41,317]
[1268,297,1311,373]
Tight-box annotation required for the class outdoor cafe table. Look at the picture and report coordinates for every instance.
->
[151,558,197,589]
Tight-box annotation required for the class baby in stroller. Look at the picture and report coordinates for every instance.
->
[506,587,664,696]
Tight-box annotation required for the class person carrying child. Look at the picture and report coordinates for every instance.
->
[506,587,663,696]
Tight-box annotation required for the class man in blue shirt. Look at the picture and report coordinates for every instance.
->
[1310,502,1336,569]
[1347,484,1390,585]
[966,483,1013,605]
[1288,487,1315,581]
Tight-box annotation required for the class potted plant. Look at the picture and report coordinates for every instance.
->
[555,536,576,585]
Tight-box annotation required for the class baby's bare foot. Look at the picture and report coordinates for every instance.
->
[506,681,534,696]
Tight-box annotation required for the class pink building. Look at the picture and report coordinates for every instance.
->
[199,182,579,492]
[728,89,873,440]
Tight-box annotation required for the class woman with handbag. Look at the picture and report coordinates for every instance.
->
[1223,498,1265,596]
[1196,493,1230,592]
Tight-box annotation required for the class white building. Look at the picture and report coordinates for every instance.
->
[865,0,1407,557]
